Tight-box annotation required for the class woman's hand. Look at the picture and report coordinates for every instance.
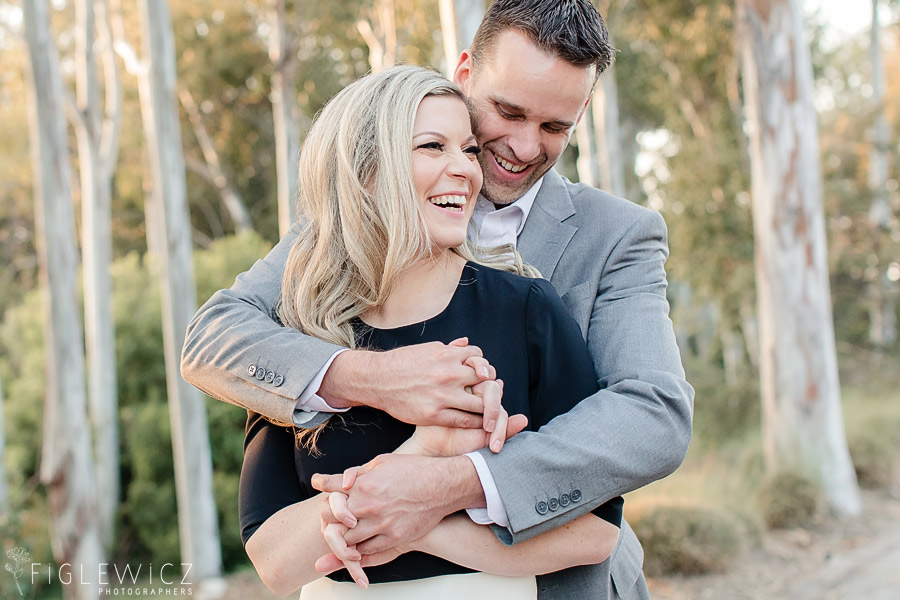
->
[402,379,528,456]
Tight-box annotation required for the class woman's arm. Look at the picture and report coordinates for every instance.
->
[245,494,336,595]
[416,512,619,576]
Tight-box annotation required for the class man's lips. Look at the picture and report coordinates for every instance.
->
[489,149,534,179]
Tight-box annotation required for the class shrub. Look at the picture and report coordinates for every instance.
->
[848,428,897,489]
[755,471,822,529]
[632,506,742,576]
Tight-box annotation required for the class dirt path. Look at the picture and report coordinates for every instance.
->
[648,488,900,600]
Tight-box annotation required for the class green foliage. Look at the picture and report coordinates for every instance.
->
[632,506,742,576]
[683,358,760,451]
[755,471,823,530]
[0,232,272,572]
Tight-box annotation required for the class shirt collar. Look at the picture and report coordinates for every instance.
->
[472,177,544,236]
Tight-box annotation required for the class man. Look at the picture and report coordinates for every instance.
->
[181,1,693,598]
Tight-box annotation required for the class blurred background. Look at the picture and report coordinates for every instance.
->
[1,0,898,598]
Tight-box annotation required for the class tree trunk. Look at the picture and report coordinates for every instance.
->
[358,0,397,73]
[593,63,626,197]
[136,0,224,585]
[73,0,120,551]
[438,0,484,77]
[0,375,8,513]
[23,2,106,597]
[575,107,600,187]
[867,0,897,349]
[178,85,253,233]
[269,0,300,236]
[737,0,861,516]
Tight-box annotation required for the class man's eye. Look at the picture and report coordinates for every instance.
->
[543,125,567,134]
[497,106,519,120]
[417,142,444,151]
[464,145,482,156]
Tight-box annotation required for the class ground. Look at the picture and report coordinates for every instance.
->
[219,487,900,600]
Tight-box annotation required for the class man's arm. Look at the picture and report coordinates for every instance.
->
[478,208,694,543]
[181,224,496,427]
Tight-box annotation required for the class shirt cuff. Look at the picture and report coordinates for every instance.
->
[292,349,350,427]
[463,452,510,528]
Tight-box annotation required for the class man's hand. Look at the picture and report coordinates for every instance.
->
[319,338,497,429]
[311,454,483,554]
[403,380,529,456]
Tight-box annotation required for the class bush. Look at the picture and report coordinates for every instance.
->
[0,232,272,573]
[632,506,742,576]
[848,428,897,489]
[755,471,822,529]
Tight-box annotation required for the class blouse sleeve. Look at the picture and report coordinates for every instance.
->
[239,411,304,545]
[525,278,624,527]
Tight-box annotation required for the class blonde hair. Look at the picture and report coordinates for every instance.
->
[278,66,538,447]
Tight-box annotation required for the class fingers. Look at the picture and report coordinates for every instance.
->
[489,406,508,453]
[322,523,368,588]
[463,355,496,382]
[432,408,483,429]
[342,466,363,490]
[448,337,469,347]
[472,379,503,434]
[506,414,528,439]
[328,491,357,528]
[311,473,345,493]
[355,534,394,555]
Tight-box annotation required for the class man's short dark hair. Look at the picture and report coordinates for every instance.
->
[470,0,614,77]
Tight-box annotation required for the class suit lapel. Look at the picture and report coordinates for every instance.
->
[517,170,577,281]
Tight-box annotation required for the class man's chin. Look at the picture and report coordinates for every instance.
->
[482,179,532,206]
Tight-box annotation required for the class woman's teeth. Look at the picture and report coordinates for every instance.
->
[496,156,526,173]
[429,195,465,211]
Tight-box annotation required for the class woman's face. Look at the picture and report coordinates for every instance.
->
[411,95,483,251]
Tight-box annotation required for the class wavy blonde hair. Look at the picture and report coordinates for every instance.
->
[278,66,538,447]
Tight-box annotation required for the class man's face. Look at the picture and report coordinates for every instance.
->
[454,30,596,205]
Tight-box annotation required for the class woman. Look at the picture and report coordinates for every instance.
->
[238,66,622,598]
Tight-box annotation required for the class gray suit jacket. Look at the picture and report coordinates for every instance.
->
[182,169,693,599]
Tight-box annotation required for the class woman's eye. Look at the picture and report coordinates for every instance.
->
[464,145,482,156]
[417,141,444,151]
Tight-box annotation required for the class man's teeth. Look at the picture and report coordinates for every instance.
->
[429,195,465,211]
[496,156,526,173]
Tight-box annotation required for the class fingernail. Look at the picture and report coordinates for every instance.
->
[481,366,490,378]
[357,578,368,589]
[491,440,502,452]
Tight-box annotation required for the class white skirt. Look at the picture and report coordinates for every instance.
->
[299,572,537,599]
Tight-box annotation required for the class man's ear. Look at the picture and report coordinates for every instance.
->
[453,50,475,91]
[574,92,594,128]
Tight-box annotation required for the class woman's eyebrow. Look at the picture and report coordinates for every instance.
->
[412,131,447,139]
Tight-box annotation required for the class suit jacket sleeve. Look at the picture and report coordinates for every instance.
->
[180,224,343,426]
[478,208,694,544]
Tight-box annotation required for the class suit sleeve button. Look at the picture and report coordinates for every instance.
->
[559,493,570,507]
[548,497,559,511]
[265,370,275,383]
[571,489,582,502]
[248,364,257,376]
[535,501,548,515]
[274,374,284,387]
[255,368,266,381]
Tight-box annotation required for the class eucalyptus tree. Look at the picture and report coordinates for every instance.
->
[23,0,105,595]
[737,0,861,515]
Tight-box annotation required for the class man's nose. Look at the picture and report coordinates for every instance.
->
[506,123,542,164]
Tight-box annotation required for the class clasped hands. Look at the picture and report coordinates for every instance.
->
[310,339,527,588]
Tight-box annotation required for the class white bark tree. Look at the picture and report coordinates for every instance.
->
[179,85,253,233]
[592,64,625,197]
[737,0,861,516]
[269,0,301,236]
[23,1,106,596]
[867,0,898,349]
[358,0,397,73]
[135,0,224,585]
[70,0,121,550]
[0,375,7,513]
[438,0,484,77]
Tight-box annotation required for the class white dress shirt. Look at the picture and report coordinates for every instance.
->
[293,178,546,527]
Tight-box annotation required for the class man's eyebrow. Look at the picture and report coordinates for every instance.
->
[490,96,575,129]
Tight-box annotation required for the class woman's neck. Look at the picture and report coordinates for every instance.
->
[361,251,466,329]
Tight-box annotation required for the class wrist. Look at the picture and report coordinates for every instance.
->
[319,350,381,410]
[440,455,486,513]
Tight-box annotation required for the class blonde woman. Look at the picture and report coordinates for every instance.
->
[237,66,622,599]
